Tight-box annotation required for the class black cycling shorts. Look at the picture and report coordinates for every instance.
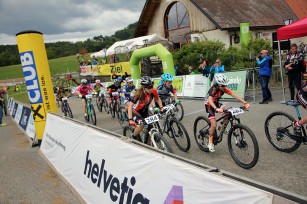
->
[297,89,307,109]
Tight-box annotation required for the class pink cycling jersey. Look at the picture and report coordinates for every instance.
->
[77,85,93,96]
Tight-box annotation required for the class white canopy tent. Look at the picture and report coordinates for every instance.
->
[105,33,169,56]
[90,49,106,58]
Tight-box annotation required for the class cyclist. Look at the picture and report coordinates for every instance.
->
[156,73,180,105]
[293,82,307,143]
[107,79,122,114]
[75,79,94,117]
[94,79,105,105]
[128,76,164,142]
[205,74,250,152]
[56,86,69,116]
[120,77,137,118]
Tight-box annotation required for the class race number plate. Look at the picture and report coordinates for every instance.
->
[163,104,175,112]
[144,114,159,124]
[62,97,68,101]
[228,107,244,116]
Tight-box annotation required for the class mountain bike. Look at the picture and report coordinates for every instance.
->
[108,92,121,118]
[85,94,97,125]
[163,96,184,121]
[193,106,259,169]
[150,103,190,152]
[62,97,73,118]
[264,102,307,153]
[118,104,129,127]
[96,90,108,112]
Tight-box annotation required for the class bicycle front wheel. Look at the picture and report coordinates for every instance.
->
[102,98,108,112]
[228,124,259,169]
[151,132,173,153]
[172,103,184,121]
[193,116,210,152]
[118,106,127,127]
[123,126,134,138]
[169,118,190,152]
[67,103,73,118]
[90,104,97,125]
[264,111,301,153]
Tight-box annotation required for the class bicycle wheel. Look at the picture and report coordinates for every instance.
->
[63,105,68,117]
[118,106,127,127]
[193,116,210,152]
[264,111,301,153]
[90,104,97,125]
[66,103,73,118]
[169,118,190,152]
[123,126,134,138]
[228,124,259,169]
[115,103,121,120]
[102,98,108,112]
[111,103,116,118]
[98,98,102,112]
[172,103,184,121]
[151,132,173,153]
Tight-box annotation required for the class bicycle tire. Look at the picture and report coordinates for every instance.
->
[67,103,73,118]
[63,105,68,117]
[118,106,127,127]
[111,103,115,118]
[151,132,173,153]
[227,124,259,169]
[102,98,108,112]
[123,126,134,137]
[193,116,210,152]
[90,104,97,125]
[264,111,301,153]
[172,103,184,121]
[98,98,103,112]
[169,118,190,152]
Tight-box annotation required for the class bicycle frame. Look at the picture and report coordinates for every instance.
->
[285,105,307,139]
[87,97,92,115]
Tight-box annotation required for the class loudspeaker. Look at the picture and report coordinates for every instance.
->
[273,41,290,50]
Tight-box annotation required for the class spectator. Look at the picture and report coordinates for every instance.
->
[207,59,224,84]
[90,76,96,83]
[174,64,183,76]
[198,58,210,77]
[92,56,98,65]
[188,66,195,75]
[284,44,304,103]
[256,50,273,104]
[0,86,8,126]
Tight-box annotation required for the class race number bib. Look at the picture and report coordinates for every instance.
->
[228,107,244,116]
[145,114,159,124]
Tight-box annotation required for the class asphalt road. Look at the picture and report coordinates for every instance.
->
[1,88,307,203]
[65,89,307,199]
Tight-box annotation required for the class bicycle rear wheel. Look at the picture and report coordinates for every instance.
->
[66,103,73,118]
[110,103,115,118]
[90,104,97,125]
[169,118,190,152]
[193,116,210,152]
[264,111,301,153]
[228,124,259,169]
[151,132,173,153]
[98,98,103,112]
[172,103,184,121]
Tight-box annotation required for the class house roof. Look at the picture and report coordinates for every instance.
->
[191,0,298,29]
[135,0,298,37]
[285,0,307,19]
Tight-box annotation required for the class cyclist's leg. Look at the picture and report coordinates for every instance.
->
[81,97,87,116]
[59,99,63,112]
[295,91,307,127]
[206,105,216,152]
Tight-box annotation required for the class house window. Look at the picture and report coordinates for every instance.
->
[165,1,191,47]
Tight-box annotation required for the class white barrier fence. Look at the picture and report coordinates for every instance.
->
[40,113,274,204]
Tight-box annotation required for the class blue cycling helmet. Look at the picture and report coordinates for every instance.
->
[162,73,174,81]
[118,76,123,81]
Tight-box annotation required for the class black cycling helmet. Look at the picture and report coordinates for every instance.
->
[81,79,88,84]
[140,76,154,88]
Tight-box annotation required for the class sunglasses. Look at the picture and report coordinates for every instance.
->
[220,85,226,87]
[127,82,133,84]
[215,61,220,63]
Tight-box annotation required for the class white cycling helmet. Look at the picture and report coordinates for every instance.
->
[214,74,230,86]
[95,79,100,84]
[125,77,133,83]
[81,79,88,84]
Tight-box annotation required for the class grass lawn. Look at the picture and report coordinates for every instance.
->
[6,84,30,104]
[0,55,80,80]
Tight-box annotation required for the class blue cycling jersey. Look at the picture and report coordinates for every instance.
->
[122,84,136,99]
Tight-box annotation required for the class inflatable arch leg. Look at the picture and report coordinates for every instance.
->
[129,43,175,79]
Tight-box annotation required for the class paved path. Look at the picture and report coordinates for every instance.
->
[0,116,80,204]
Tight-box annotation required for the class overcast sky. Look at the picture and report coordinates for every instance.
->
[0,0,145,45]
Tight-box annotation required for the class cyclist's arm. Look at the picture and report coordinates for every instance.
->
[230,93,247,104]
[127,100,134,120]
[208,96,218,110]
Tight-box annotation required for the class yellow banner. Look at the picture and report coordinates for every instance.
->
[16,31,58,140]
[80,62,131,76]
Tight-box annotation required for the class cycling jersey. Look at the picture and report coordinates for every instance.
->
[122,84,136,100]
[205,85,233,106]
[156,84,176,101]
[77,84,93,96]
[56,90,66,99]
[131,88,159,115]
[107,84,121,95]
[94,84,102,92]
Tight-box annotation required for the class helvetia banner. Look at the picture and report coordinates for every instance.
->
[240,22,250,45]
[16,31,58,140]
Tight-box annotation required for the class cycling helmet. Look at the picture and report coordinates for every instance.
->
[81,79,87,84]
[214,74,230,86]
[118,76,123,81]
[95,79,100,84]
[140,76,154,88]
[162,73,174,81]
[125,77,133,83]
[59,86,64,89]
[114,79,120,85]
